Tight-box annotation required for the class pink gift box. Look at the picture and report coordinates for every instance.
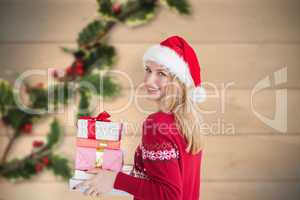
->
[75,147,96,170]
[102,149,123,172]
[76,138,120,150]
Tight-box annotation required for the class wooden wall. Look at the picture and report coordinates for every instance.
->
[0,0,300,199]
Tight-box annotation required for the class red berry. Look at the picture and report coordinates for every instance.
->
[21,123,32,134]
[41,156,50,166]
[52,70,59,78]
[32,140,44,148]
[75,61,84,76]
[65,66,74,76]
[75,60,83,67]
[112,3,121,15]
[35,163,43,172]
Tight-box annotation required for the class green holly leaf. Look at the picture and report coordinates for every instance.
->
[0,79,15,116]
[4,108,30,131]
[48,83,73,107]
[164,0,190,14]
[46,118,61,148]
[98,0,114,18]
[48,154,72,180]
[84,44,116,71]
[29,87,48,110]
[77,20,107,46]
[77,90,92,118]
[123,1,156,27]
[79,73,120,97]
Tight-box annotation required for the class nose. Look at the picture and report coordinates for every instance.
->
[144,71,157,88]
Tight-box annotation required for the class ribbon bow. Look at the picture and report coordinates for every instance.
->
[78,111,111,139]
[79,111,111,122]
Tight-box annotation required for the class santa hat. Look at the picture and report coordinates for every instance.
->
[142,35,207,103]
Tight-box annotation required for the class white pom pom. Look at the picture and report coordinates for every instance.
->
[188,86,207,103]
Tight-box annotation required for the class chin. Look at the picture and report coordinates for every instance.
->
[146,93,161,101]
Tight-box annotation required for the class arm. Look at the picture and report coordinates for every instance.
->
[113,121,183,200]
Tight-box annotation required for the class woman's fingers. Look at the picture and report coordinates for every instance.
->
[74,180,90,190]
[92,191,101,198]
[96,192,101,198]
[90,190,98,197]
[84,186,96,196]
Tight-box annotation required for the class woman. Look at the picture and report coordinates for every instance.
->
[75,35,207,200]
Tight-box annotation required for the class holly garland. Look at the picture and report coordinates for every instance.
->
[0,117,71,180]
[53,0,191,117]
[0,0,191,181]
[0,80,72,180]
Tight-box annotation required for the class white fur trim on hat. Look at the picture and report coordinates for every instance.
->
[143,44,194,87]
[188,86,207,103]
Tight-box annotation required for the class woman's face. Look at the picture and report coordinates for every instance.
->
[143,60,172,101]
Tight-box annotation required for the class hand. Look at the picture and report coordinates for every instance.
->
[74,168,118,197]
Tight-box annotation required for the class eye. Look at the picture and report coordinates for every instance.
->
[145,67,151,73]
[158,72,166,76]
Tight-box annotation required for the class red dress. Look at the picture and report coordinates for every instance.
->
[114,111,203,200]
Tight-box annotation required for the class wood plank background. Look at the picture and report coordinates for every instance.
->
[0,0,300,199]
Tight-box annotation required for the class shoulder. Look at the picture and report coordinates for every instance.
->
[147,111,174,123]
[142,111,180,147]
[143,111,179,139]
[144,111,176,130]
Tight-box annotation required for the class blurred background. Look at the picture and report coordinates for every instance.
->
[0,0,299,199]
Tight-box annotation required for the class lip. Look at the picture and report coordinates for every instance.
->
[146,87,159,94]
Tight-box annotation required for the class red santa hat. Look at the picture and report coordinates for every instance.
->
[142,35,207,103]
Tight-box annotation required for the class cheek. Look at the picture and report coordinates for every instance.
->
[143,73,151,84]
[144,73,161,85]
[157,77,170,91]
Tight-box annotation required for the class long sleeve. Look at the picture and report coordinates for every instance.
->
[113,114,183,200]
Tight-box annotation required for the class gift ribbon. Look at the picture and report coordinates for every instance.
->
[95,148,104,168]
[79,111,111,122]
[79,111,112,139]
[118,123,123,141]
[95,148,123,170]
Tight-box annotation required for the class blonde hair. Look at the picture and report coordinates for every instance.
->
[158,75,205,154]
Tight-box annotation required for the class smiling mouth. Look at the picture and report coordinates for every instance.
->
[146,88,159,94]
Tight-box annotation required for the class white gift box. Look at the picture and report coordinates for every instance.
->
[72,165,132,181]
[95,121,124,141]
[69,178,130,196]
[73,170,94,180]
[69,165,132,196]
[77,119,124,141]
[77,119,89,138]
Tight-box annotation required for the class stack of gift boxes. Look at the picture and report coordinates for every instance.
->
[69,111,130,196]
